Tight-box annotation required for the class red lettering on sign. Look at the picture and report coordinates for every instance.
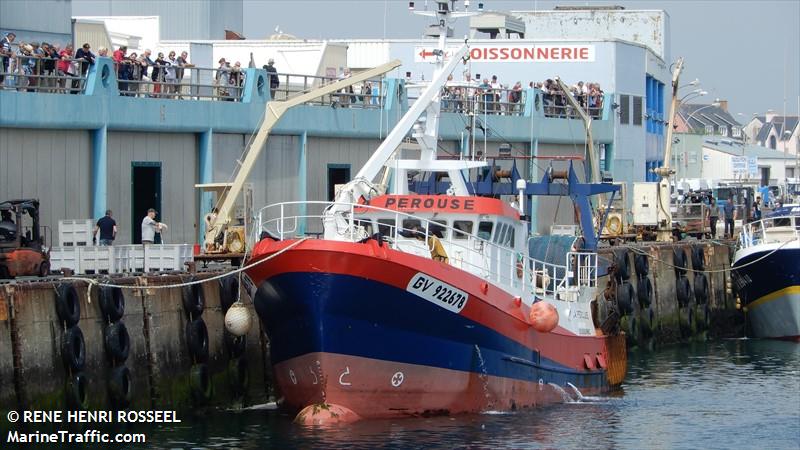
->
[385,198,396,207]
[562,48,572,59]
[410,198,421,209]
[471,48,482,60]
[464,199,475,210]
[398,198,409,208]
[579,47,589,59]
[423,198,435,208]
[536,47,548,60]
[510,48,521,60]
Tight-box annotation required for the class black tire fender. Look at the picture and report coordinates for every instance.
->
[616,281,633,316]
[99,286,125,322]
[634,252,649,277]
[225,331,246,359]
[186,318,209,363]
[182,282,205,319]
[694,273,709,304]
[108,365,132,408]
[228,357,249,396]
[691,246,705,271]
[61,325,86,372]
[637,276,653,308]
[673,247,688,277]
[614,249,630,281]
[104,321,130,363]
[676,276,691,307]
[190,363,213,403]
[219,276,239,313]
[65,372,89,410]
[55,283,81,327]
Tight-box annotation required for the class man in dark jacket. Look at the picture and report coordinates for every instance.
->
[75,43,95,76]
[263,58,279,99]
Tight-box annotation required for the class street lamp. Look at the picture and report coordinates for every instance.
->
[674,101,720,181]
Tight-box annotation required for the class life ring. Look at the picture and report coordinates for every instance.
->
[55,283,81,327]
[693,273,709,304]
[104,321,130,363]
[186,318,210,363]
[61,325,86,372]
[99,286,125,322]
[225,331,247,359]
[182,281,205,319]
[108,365,132,408]
[606,215,622,235]
[228,357,249,397]
[190,363,213,403]
[219,276,240,314]
[65,373,89,410]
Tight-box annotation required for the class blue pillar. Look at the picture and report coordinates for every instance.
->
[298,131,308,236]
[91,126,107,220]
[198,129,214,244]
[529,138,539,235]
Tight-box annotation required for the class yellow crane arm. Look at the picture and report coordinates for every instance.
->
[555,77,598,183]
[205,59,402,245]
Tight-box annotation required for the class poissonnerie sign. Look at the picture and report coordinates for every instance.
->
[414,44,596,63]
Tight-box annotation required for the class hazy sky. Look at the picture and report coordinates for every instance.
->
[243,0,800,120]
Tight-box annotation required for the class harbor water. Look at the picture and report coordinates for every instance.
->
[125,339,799,449]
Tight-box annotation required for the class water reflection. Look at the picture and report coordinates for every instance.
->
[128,340,799,450]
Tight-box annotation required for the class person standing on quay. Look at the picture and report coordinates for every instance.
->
[93,210,117,246]
[141,208,160,245]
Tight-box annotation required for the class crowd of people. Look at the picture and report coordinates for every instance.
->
[0,33,283,101]
[435,71,604,118]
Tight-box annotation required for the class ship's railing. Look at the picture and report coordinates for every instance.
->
[542,92,604,119]
[738,215,800,250]
[271,73,386,108]
[408,83,526,116]
[255,200,598,300]
[0,55,89,93]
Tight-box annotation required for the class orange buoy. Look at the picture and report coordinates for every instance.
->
[295,403,360,426]
[529,301,559,332]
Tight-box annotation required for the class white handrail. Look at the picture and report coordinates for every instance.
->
[255,200,599,300]
[738,215,800,250]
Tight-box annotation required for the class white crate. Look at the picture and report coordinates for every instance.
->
[58,219,94,246]
[143,244,193,271]
[111,245,133,273]
[77,246,114,274]
[49,247,78,272]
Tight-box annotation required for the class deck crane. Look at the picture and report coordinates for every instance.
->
[654,57,684,242]
[199,60,402,254]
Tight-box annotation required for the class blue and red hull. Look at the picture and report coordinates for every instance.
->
[246,238,625,420]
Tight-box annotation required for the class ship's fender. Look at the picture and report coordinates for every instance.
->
[182,282,205,319]
[529,301,559,333]
[62,325,86,372]
[186,318,210,363]
[55,283,81,327]
[108,365,132,408]
[104,321,130,363]
[99,286,125,322]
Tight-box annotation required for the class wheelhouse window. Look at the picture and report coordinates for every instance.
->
[478,221,494,240]
[453,220,473,239]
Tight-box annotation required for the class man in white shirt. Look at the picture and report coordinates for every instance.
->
[141,208,160,244]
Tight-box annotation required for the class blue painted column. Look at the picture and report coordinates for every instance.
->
[198,128,214,244]
[298,131,308,236]
[91,126,107,220]
[529,138,539,235]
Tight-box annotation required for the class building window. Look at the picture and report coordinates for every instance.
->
[769,135,777,149]
[619,95,630,125]
[704,125,714,135]
[632,96,643,126]
[719,127,728,137]
[327,164,351,201]
[732,127,741,138]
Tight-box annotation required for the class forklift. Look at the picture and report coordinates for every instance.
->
[0,199,50,278]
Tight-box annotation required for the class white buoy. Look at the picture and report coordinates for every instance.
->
[225,302,252,336]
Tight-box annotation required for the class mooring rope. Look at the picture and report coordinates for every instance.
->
[616,238,796,275]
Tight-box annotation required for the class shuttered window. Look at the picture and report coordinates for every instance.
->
[632,96,643,126]
[619,95,630,124]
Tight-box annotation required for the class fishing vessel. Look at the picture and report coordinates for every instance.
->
[732,204,800,340]
[244,1,626,424]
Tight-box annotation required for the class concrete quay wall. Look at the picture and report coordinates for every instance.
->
[0,273,270,414]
